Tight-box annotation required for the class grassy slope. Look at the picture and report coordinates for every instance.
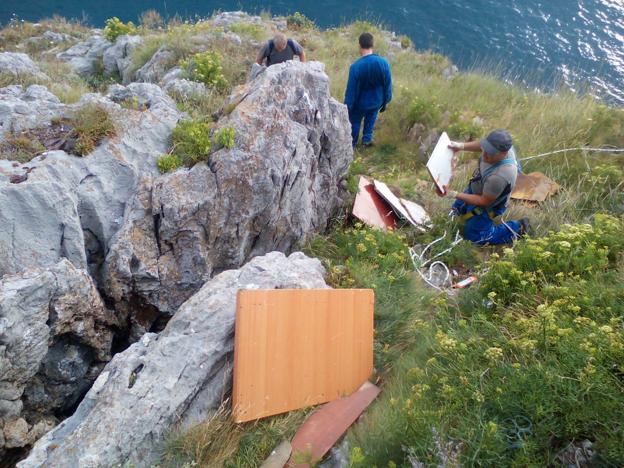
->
[2,13,623,467]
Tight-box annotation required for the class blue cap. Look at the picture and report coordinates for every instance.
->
[481,129,513,156]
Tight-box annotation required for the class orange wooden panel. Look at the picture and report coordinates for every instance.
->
[232,289,374,423]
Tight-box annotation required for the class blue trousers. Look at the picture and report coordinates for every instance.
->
[452,198,521,245]
[349,108,379,146]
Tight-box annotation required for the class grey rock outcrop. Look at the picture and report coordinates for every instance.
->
[102,34,143,83]
[0,260,117,454]
[0,53,48,81]
[20,252,328,468]
[104,61,352,327]
[56,35,111,76]
[0,83,182,283]
[0,84,62,138]
[134,46,176,83]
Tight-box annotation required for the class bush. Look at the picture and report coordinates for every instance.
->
[157,154,182,173]
[181,52,228,90]
[286,12,315,30]
[0,133,45,163]
[72,104,116,156]
[215,127,235,149]
[103,17,138,42]
[171,119,212,165]
[406,96,442,128]
[447,112,483,141]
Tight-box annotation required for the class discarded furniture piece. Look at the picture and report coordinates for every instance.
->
[426,131,454,194]
[287,381,380,467]
[352,176,430,231]
[352,176,398,230]
[233,289,375,423]
[373,180,431,231]
[511,172,560,202]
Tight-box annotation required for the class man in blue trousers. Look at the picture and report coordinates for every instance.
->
[344,32,392,147]
[439,129,530,245]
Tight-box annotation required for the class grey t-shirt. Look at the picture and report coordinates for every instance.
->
[469,146,518,204]
[259,39,304,66]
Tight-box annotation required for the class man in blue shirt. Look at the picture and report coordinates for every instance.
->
[344,33,392,147]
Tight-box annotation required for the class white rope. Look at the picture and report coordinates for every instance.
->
[519,146,624,162]
[410,231,462,290]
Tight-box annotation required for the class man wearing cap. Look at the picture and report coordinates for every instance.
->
[439,129,529,245]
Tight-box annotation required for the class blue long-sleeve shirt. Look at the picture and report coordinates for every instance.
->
[344,54,392,111]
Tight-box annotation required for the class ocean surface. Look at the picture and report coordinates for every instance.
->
[1,0,623,105]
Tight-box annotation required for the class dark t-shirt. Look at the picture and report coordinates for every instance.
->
[259,39,304,66]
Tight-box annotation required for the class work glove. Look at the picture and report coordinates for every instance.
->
[380,104,387,113]
[447,141,465,152]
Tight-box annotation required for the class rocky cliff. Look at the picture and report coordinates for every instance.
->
[0,15,353,462]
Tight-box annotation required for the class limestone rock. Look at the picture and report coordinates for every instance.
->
[164,78,207,99]
[104,61,352,324]
[20,252,328,468]
[102,34,143,83]
[56,35,111,76]
[0,84,62,140]
[0,260,117,453]
[0,53,48,80]
[134,46,176,83]
[0,83,182,283]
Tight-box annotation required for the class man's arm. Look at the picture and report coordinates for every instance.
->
[344,65,358,110]
[384,60,392,105]
[256,43,268,65]
[290,40,306,62]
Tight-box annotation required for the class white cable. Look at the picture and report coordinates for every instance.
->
[519,146,624,162]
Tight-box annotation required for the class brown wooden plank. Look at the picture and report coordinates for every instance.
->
[286,381,381,467]
[232,289,374,423]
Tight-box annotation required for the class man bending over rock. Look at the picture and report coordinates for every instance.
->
[344,32,393,147]
[257,33,306,66]
[439,129,530,244]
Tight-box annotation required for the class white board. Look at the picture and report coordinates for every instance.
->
[426,131,454,193]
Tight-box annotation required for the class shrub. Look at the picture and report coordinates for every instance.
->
[399,35,413,49]
[286,12,315,30]
[447,112,483,141]
[181,52,228,90]
[214,127,235,149]
[139,10,163,30]
[72,104,116,156]
[406,96,442,128]
[171,119,212,165]
[103,17,138,42]
[157,154,182,173]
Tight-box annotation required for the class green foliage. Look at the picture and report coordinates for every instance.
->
[171,119,212,165]
[406,96,442,128]
[72,104,116,155]
[156,154,183,173]
[399,35,413,49]
[181,52,228,90]
[229,22,267,40]
[286,12,315,30]
[447,112,484,141]
[103,17,137,42]
[214,127,236,149]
